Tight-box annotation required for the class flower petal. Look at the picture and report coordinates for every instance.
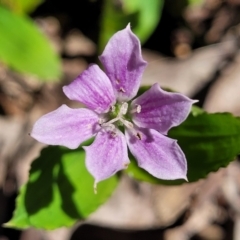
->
[83,129,129,183]
[63,64,116,114]
[99,24,147,102]
[31,105,100,149]
[132,83,196,134]
[125,127,187,180]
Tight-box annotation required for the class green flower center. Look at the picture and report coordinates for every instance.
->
[99,102,141,133]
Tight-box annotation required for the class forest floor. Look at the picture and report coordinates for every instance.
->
[1,0,240,239]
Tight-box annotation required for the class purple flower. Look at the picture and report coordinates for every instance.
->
[31,24,196,188]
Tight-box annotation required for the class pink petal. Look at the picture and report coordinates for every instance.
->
[31,105,100,149]
[99,24,147,102]
[125,127,187,180]
[132,83,196,134]
[63,64,116,114]
[83,129,129,183]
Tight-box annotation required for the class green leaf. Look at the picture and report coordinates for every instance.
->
[126,111,240,185]
[0,0,44,14]
[187,0,204,6]
[6,146,118,229]
[123,0,164,42]
[0,6,61,80]
[99,0,164,52]
[14,0,44,14]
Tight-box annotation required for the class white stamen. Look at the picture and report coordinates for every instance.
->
[103,117,119,126]
[136,105,141,113]
[119,87,126,93]
[127,128,142,140]
[120,118,133,129]
[102,122,116,131]
[131,104,141,114]
[100,102,133,133]
[100,121,118,137]
[98,118,105,125]
[110,105,115,112]
[120,102,128,115]
[110,130,117,137]
[136,132,142,140]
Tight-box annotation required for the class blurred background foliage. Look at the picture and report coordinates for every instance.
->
[1,0,240,238]
[0,0,217,80]
[0,0,44,15]
[0,5,61,80]
[0,0,165,80]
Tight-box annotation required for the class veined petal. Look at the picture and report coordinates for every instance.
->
[99,24,147,102]
[132,83,196,134]
[125,127,187,180]
[31,105,100,149]
[83,129,129,183]
[63,64,116,114]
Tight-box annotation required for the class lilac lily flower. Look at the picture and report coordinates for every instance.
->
[31,24,196,189]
